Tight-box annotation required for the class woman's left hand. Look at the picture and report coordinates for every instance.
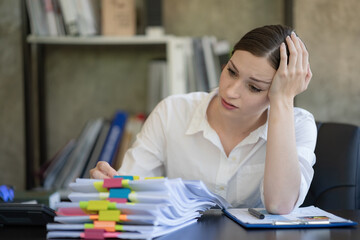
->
[268,32,312,104]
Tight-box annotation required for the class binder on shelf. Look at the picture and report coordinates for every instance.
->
[97,111,128,167]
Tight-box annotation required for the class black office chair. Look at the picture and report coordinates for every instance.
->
[302,122,360,209]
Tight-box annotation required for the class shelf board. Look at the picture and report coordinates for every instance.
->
[27,35,176,45]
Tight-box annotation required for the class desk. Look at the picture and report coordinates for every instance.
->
[0,209,359,240]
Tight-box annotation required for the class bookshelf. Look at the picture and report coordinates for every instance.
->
[21,3,189,190]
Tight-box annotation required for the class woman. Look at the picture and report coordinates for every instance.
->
[90,25,317,214]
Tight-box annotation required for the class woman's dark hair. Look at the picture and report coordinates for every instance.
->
[232,25,293,69]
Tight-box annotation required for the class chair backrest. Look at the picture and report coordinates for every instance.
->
[302,122,360,209]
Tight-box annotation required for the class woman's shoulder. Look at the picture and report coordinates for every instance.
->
[160,91,210,109]
[293,107,316,128]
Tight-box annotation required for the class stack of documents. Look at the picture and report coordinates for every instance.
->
[46,176,231,239]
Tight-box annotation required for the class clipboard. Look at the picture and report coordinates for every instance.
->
[223,206,358,229]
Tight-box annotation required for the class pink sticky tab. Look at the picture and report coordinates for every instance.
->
[84,228,105,239]
[107,198,127,203]
[103,178,123,188]
[104,232,119,238]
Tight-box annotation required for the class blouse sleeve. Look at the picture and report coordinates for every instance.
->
[260,108,317,209]
[118,100,168,177]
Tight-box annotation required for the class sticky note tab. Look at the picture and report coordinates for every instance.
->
[107,198,127,203]
[99,210,120,221]
[119,214,127,221]
[144,177,164,180]
[109,188,131,199]
[84,223,94,229]
[83,229,105,239]
[121,179,130,189]
[79,201,88,209]
[93,181,108,192]
[108,202,117,210]
[103,178,123,188]
[94,220,116,232]
[115,225,124,231]
[87,200,109,211]
[114,175,139,180]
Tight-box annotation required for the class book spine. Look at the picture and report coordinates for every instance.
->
[98,111,128,167]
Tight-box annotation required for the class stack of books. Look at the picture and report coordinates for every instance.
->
[46,176,230,239]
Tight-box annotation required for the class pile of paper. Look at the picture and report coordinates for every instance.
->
[46,176,230,239]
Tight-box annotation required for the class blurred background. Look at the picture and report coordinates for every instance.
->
[1,0,359,191]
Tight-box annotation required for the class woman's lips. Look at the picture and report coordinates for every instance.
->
[221,98,238,110]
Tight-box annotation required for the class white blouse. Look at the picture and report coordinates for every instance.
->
[118,89,317,208]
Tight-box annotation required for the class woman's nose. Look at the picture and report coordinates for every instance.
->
[226,80,242,99]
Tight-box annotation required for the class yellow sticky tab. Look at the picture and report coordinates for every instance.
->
[93,181,108,192]
[108,202,117,210]
[87,200,109,211]
[79,201,88,209]
[144,176,164,180]
[115,225,124,231]
[99,210,120,221]
[133,176,140,180]
[122,179,130,189]
[84,223,94,229]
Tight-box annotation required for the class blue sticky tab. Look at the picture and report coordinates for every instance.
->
[114,176,133,180]
[109,188,131,199]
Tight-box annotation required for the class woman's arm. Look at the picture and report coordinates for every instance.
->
[264,32,313,214]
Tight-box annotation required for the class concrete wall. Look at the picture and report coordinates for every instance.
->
[294,0,360,126]
[0,0,25,189]
[1,0,359,190]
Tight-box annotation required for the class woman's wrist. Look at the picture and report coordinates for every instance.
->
[269,95,294,110]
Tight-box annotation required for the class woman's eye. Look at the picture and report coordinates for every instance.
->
[249,85,262,93]
[227,67,237,76]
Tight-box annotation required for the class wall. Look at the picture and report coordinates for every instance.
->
[294,0,360,125]
[0,0,25,189]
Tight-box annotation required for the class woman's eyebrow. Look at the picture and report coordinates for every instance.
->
[249,77,272,84]
[229,60,239,73]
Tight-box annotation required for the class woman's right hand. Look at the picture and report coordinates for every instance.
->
[89,161,119,179]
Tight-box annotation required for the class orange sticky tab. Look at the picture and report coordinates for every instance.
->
[94,221,116,232]
[89,215,99,220]
[119,214,127,221]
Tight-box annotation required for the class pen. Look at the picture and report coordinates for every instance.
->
[248,208,265,219]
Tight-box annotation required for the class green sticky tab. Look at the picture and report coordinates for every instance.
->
[79,201,88,209]
[87,200,109,211]
[84,223,94,229]
[93,181,108,192]
[115,225,124,231]
[99,210,120,221]
[121,179,130,189]
[108,202,117,210]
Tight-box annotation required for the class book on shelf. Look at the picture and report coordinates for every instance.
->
[58,0,79,35]
[81,120,111,178]
[101,0,136,36]
[75,0,100,36]
[41,139,77,190]
[53,118,104,190]
[146,58,167,115]
[26,0,49,36]
[113,114,145,170]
